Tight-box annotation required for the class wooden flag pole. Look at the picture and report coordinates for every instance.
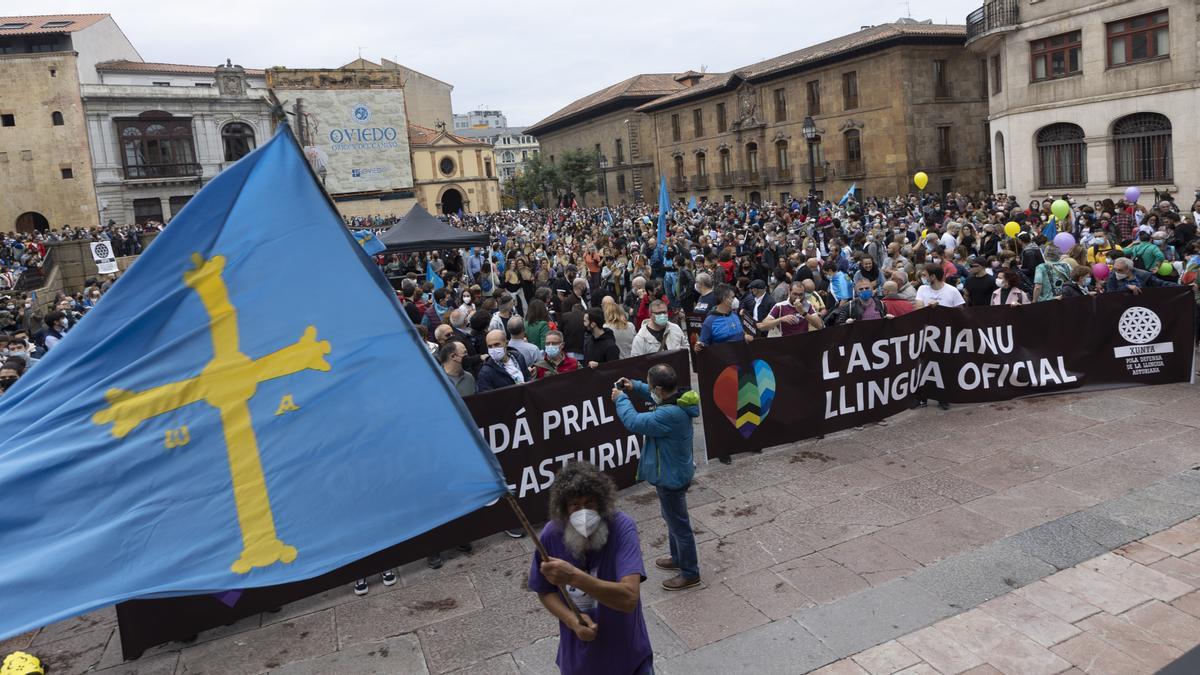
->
[504,493,583,621]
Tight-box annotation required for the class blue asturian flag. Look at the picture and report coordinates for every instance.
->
[426,260,444,289]
[0,126,506,640]
[603,206,614,227]
[352,229,385,256]
[656,175,669,243]
[1042,216,1058,240]
[687,196,698,212]
[838,183,857,206]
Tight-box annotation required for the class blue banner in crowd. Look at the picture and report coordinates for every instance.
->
[656,175,669,243]
[352,229,386,255]
[0,126,507,640]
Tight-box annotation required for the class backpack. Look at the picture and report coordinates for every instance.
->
[1043,262,1071,298]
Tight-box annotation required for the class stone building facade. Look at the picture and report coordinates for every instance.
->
[456,125,539,182]
[526,74,707,206]
[0,14,136,233]
[409,124,500,214]
[966,0,1199,203]
[84,60,273,225]
[341,58,453,130]
[638,22,990,206]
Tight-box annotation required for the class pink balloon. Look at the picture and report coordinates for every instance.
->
[1092,262,1110,281]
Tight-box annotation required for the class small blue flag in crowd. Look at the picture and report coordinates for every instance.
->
[352,229,386,256]
[839,183,857,206]
[688,196,698,211]
[656,175,669,243]
[0,125,506,640]
[426,260,444,289]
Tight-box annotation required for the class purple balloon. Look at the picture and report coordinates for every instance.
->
[1053,232,1075,251]
[1124,186,1140,202]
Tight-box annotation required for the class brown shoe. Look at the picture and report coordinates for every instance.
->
[655,557,679,571]
[662,575,702,591]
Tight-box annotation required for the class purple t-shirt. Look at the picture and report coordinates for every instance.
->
[528,511,651,675]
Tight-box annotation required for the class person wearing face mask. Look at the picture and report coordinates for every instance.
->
[37,311,69,352]
[630,300,687,356]
[740,279,773,337]
[475,329,529,392]
[1126,231,1165,272]
[612,364,702,591]
[759,281,822,336]
[529,461,652,675]
[0,360,20,394]
[533,330,580,378]
[1104,257,1177,295]
[695,284,750,353]
[828,279,892,325]
[990,268,1031,306]
[420,288,452,332]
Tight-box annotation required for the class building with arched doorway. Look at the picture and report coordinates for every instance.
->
[408,123,500,214]
[966,0,1199,202]
[0,14,107,234]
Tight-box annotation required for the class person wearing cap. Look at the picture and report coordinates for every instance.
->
[962,257,996,306]
[740,279,772,337]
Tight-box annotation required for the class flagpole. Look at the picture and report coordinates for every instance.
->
[504,493,583,621]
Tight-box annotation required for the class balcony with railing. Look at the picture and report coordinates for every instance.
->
[669,176,688,192]
[768,167,794,184]
[937,151,956,169]
[966,0,1019,45]
[797,165,827,183]
[691,174,710,189]
[123,163,202,180]
[715,173,734,188]
[834,160,866,178]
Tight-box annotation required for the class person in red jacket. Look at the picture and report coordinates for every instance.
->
[880,280,916,317]
[532,330,580,379]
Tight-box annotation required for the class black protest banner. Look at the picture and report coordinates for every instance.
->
[114,349,689,660]
[698,288,1195,460]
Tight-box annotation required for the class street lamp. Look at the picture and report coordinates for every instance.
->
[802,115,818,217]
[599,155,610,207]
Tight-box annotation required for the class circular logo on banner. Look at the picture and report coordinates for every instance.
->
[352,104,370,123]
[93,243,110,259]
[1117,306,1161,344]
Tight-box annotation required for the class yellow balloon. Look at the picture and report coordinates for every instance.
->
[1004,221,1020,237]
[913,171,928,190]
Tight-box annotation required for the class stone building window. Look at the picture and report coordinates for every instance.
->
[51,111,64,126]
[696,152,707,177]
[719,148,731,176]
[117,112,199,179]
[842,72,858,110]
[844,130,862,175]
[671,114,680,142]
[933,60,950,99]
[60,166,73,179]
[1,114,14,127]
[1112,113,1172,183]
[221,122,256,162]
[1036,123,1086,189]
[1107,11,1169,67]
[440,156,456,175]
[746,143,759,175]
[501,151,515,163]
[1031,31,1082,80]
[133,198,164,224]
[673,155,684,177]
[716,103,727,133]
[937,126,953,166]
[990,55,1002,95]
[616,174,626,193]
[775,141,789,170]
[806,80,820,116]
[614,138,624,164]
[693,108,704,138]
[773,88,787,122]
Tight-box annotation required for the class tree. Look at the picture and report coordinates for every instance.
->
[520,154,566,207]
[558,148,599,206]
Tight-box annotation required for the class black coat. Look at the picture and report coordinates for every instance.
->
[583,328,620,365]
[476,349,529,392]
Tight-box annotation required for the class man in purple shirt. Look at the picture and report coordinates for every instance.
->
[528,462,653,675]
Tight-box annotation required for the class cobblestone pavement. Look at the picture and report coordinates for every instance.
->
[5,378,1199,674]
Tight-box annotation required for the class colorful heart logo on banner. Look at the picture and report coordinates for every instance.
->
[713,359,775,438]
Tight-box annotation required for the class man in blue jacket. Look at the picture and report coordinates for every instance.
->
[613,364,702,590]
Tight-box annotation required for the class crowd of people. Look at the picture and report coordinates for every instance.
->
[372,191,1198,405]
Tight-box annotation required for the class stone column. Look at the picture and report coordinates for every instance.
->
[1083,135,1109,194]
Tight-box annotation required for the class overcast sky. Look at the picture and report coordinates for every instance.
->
[17,0,974,125]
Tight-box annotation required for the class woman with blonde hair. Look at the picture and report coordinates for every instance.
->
[602,296,635,358]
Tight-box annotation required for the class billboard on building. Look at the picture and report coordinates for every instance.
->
[296,88,413,195]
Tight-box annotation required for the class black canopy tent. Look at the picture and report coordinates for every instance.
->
[378,203,489,253]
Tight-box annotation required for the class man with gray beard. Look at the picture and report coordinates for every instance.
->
[529,462,652,675]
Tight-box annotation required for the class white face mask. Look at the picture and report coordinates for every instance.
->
[569,508,601,537]
[488,346,506,361]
